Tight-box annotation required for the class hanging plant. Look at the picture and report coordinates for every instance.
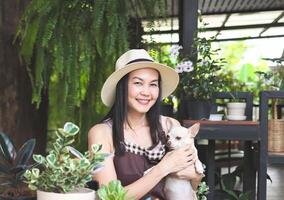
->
[15,0,167,151]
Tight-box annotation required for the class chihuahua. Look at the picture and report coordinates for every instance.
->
[164,121,204,200]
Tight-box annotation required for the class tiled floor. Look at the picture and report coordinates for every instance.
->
[267,164,284,200]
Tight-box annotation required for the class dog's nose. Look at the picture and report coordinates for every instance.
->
[166,140,171,146]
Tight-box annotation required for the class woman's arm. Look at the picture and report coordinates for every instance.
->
[88,124,117,185]
[88,123,195,199]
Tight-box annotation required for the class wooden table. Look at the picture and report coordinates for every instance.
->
[183,120,261,200]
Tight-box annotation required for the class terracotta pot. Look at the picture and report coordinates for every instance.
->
[37,188,95,200]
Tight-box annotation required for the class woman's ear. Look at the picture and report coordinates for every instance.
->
[188,123,200,137]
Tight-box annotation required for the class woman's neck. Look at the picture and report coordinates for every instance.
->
[126,111,147,130]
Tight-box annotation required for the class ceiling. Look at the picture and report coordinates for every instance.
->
[141,0,284,43]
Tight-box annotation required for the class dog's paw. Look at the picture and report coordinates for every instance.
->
[195,160,204,174]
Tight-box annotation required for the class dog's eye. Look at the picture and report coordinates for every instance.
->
[175,136,181,140]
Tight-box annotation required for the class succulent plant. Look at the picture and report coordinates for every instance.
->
[24,122,108,193]
[0,132,36,198]
[97,180,129,200]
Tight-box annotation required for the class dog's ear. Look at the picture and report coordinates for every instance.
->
[165,118,174,131]
[188,123,200,137]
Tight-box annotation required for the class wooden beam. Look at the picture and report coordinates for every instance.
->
[179,0,198,58]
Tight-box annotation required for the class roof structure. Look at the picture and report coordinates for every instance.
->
[141,0,284,43]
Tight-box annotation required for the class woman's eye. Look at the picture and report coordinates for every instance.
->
[150,83,158,87]
[134,82,142,85]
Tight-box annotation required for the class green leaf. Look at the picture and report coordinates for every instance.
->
[79,158,90,168]
[0,132,16,163]
[97,180,129,200]
[46,153,56,165]
[63,122,79,136]
[33,154,45,164]
[15,139,36,166]
[91,144,102,153]
[67,146,84,159]
[222,173,237,191]
[31,168,40,178]
[239,191,251,200]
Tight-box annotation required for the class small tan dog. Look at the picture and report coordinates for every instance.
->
[164,121,204,200]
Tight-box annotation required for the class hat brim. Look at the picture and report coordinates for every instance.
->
[101,62,179,107]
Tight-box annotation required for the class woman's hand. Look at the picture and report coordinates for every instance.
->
[157,145,197,176]
[172,147,200,179]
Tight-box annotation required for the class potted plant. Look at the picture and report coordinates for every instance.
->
[174,18,226,119]
[97,180,129,200]
[0,132,36,200]
[23,122,108,200]
[226,92,247,121]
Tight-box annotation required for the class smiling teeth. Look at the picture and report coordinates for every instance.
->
[137,99,149,104]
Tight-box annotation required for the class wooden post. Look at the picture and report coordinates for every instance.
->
[179,0,198,60]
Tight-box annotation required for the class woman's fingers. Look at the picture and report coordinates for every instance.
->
[160,145,199,175]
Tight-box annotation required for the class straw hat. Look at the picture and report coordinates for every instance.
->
[101,49,179,107]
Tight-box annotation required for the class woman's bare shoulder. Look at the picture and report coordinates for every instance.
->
[89,123,112,134]
[88,123,113,152]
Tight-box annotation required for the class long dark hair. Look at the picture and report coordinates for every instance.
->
[102,72,164,155]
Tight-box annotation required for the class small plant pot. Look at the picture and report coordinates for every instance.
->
[37,188,95,200]
[209,114,224,121]
[227,102,246,116]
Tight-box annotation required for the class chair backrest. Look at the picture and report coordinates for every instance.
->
[211,92,253,120]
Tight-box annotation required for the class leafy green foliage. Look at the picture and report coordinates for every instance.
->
[197,181,209,200]
[216,41,274,103]
[176,33,226,100]
[0,132,36,198]
[97,180,131,200]
[216,165,251,200]
[176,17,227,101]
[16,0,167,152]
[24,122,108,193]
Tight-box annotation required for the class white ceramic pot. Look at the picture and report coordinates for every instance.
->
[37,188,95,200]
[227,102,246,116]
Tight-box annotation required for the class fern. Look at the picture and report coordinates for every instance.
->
[16,0,168,150]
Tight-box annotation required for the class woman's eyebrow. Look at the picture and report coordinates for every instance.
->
[132,77,158,82]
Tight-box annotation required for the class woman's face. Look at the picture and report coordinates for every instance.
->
[127,68,160,114]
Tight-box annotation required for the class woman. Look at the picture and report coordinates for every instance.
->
[88,49,202,199]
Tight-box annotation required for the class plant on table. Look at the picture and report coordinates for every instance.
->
[173,18,226,101]
[24,122,108,193]
[170,17,227,119]
[0,132,36,199]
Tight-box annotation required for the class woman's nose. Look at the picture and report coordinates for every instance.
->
[140,86,150,96]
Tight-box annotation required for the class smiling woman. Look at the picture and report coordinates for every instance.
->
[127,68,160,114]
[88,49,204,200]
